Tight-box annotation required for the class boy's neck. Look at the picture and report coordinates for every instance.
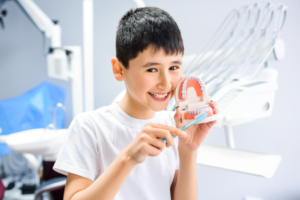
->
[117,92,156,120]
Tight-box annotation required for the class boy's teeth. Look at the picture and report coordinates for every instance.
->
[150,92,168,99]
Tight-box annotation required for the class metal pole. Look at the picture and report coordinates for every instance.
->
[224,125,235,148]
[83,0,94,111]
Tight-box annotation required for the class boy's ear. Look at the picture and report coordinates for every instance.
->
[111,58,124,81]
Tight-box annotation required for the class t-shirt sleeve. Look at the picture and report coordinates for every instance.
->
[53,113,100,181]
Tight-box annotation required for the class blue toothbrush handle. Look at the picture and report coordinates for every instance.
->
[161,112,207,143]
[162,135,176,143]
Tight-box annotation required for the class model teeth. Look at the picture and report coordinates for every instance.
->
[186,107,212,115]
[181,76,206,99]
[150,92,168,99]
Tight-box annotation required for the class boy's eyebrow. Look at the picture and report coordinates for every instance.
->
[172,60,182,65]
[142,60,182,68]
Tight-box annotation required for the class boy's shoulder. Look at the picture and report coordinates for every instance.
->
[70,105,113,127]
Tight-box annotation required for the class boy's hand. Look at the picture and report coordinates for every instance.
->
[124,122,187,165]
[174,101,218,152]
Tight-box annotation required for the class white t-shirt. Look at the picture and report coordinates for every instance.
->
[53,103,179,200]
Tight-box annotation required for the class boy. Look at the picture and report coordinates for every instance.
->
[53,7,218,200]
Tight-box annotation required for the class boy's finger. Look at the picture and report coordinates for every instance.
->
[144,134,166,151]
[210,101,217,108]
[213,108,219,114]
[144,127,175,146]
[143,144,161,157]
[148,123,187,138]
[173,107,183,128]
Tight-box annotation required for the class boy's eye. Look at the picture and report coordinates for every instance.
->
[147,68,157,72]
[169,66,179,70]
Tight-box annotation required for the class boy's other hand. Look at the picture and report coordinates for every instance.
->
[124,122,187,165]
[174,101,218,152]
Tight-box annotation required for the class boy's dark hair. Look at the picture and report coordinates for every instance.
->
[116,7,184,68]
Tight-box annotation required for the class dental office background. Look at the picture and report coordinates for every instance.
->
[0,0,299,199]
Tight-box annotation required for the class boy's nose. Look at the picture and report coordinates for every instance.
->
[157,71,172,90]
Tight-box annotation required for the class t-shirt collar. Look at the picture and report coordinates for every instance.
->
[110,103,159,130]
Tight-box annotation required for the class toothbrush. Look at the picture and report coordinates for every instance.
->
[162,112,208,143]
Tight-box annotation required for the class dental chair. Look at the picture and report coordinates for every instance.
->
[0,101,68,199]
[0,179,4,200]
[3,103,68,200]
[0,149,67,200]
[34,177,66,200]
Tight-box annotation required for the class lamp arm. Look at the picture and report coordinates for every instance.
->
[15,0,61,47]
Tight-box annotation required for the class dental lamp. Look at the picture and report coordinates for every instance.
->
[0,0,84,117]
[0,8,6,28]
[15,0,66,80]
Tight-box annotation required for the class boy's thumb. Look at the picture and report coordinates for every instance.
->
[174,107,182,128]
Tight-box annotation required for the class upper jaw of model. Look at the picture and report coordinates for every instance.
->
[175,75,218,124]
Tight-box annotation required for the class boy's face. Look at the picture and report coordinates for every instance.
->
[122,46,182,112]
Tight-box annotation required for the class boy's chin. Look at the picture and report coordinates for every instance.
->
[148,102,170,112]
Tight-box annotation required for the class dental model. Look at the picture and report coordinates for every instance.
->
[175,75,218,125]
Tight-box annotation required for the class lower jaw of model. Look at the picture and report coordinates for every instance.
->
[182,105,218,124]
[184,105,213,120]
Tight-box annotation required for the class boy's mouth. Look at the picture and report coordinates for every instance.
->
[148,92,170,102]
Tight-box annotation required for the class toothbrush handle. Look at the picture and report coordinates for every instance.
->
[162,135,176,143]
[161,112,207,143]
[161,124,190,142]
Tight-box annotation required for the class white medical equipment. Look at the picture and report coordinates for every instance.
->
[112,3,287,179]
[183,3,286,178]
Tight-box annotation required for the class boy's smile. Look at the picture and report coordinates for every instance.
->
[112,45,183,119]
[148,92,170,102]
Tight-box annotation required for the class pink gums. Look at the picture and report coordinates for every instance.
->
[179,78,204,101]
[184,110,213,120]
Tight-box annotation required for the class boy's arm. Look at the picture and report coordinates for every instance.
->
[171,145,198,200]
[172,102,218,200]
[170,170,178,200]
[64,150,136,200]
